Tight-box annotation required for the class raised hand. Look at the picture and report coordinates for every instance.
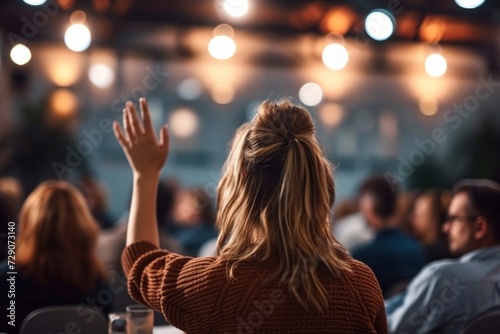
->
[113,98,169,178]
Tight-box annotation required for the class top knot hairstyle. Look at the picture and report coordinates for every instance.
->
[216,99,350,312]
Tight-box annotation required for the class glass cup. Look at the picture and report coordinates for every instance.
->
[126,304,154,334]
[108,312,127,334]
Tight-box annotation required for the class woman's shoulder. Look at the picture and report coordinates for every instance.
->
[343,258,381,291]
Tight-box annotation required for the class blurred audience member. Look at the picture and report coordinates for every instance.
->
[411,189,456,263]
[386,179,500,333]
[334,211,374,251]
[79,174,114,230]
[171,188,218,257]
[352,175,425,296]
[333,198,375,251]
[394,190,419,235]
[0,177,23,214]
[333,199,358,221]
[0,181,110,333]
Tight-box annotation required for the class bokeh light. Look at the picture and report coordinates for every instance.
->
[318,103,344,127]
[22,0,47,5]
[419,96,439,116]
[178,78,202,100]
[454,0,485,9]
[10,44,31,66]
[224,0,249,17]
[88,64,114,88]
[50,89,78,118]
[70,10,87,24]
[299,82,323,107]
[322,43,349,71]
[365,9,396,41]
[211,83,235,104]
[425,53,447,78]
[208,35,236,60]
[169,108,199,138]
[64,23,91,52]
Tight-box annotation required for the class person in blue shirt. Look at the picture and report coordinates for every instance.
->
[351,175,426,297]
[386,179,500,334]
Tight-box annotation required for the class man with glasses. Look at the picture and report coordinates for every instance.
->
[386,179,500,334]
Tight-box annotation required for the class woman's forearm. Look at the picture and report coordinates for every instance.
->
[126,173,160,247]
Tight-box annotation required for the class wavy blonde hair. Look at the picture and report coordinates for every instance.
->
[17,181,106,294]
[216,100,350,312]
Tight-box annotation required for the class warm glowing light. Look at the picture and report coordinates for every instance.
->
[64,23,91,52]
[23,0,47,5]
[365,9,395,41]
[224,0,249,17]
[299,82,323,107]
[49,62,81,86]
[211,83,235,104]
[425,53,447,78]
[40,47,83,86]
[318,103,344,127]
[208,35,236,60]
[70,10,87,24]
[169,108,199,138]
[455,0,485,9]
[419,96,439,116]
[50,89,78,118]
[10,44,31,65]
[322,43,349,71]
[88,64,114,88]
[322,6,357,35]
[178,78,202,100]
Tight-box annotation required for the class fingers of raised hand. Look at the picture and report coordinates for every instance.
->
[113,121,129,148]
[126,101,145,137]
[159,125,170,150]
[140,98,155,135]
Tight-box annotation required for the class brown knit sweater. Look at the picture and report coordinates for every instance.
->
[122,241,388,334]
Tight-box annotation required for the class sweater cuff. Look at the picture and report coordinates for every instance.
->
[121,241,159,275]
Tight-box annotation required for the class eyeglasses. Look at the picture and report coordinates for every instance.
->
[445,215,478,223]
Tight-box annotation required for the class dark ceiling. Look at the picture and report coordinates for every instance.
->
[1,0,500,72]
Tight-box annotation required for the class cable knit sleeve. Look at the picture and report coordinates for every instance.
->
[351,260,389,334]
[121,241,225,332]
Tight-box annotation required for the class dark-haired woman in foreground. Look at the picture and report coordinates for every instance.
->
[114,98,388,333]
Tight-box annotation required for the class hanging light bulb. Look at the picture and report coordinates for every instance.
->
[454,0,485,9]
[322,43,349,71]
[365,9,396,41]
[64,23,91,52]
[22,0,47,5]
[208,36,236,60]
[88,64,114,88]
[299,82,323,107]
[10,44,32,65]
[425,53,447,78]
[224,0,249,17]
